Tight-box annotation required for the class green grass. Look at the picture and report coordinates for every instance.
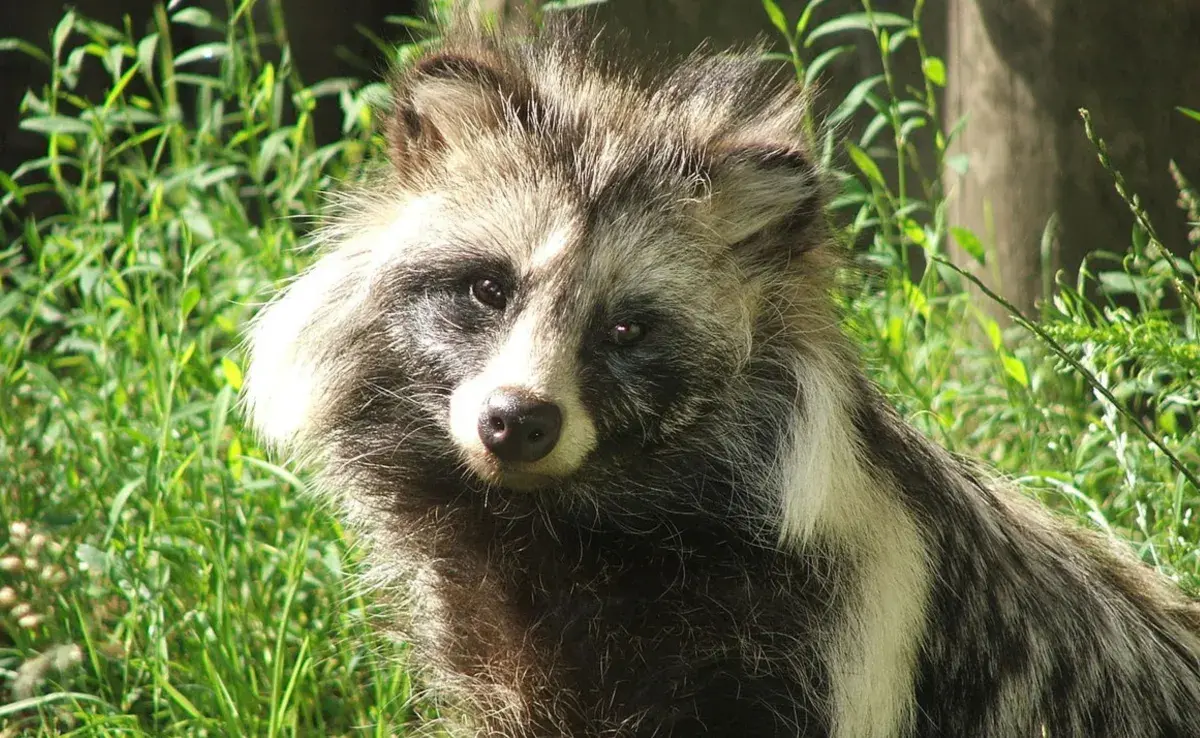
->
[1,0,1198,734]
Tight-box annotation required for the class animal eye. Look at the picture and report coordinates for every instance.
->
[470,277,507,310]
[608,321,647,346]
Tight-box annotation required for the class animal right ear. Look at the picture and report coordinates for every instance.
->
[384,52,528,170]
[704,144,821,248]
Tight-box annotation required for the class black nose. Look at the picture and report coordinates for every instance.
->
[478,390,563,463]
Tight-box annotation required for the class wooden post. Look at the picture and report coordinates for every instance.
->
[947,0,1200,317]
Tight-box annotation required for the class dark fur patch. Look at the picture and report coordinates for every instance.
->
[849,383,1200,736]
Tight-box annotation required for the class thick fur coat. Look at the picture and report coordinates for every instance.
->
[242,16,1200,737]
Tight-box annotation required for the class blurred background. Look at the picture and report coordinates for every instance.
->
[4,0,1200,313]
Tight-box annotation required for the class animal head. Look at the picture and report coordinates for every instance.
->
[242,18,840,516]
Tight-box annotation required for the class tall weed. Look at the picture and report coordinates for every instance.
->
[0,0,1195,733]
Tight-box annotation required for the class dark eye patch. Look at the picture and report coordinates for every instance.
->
[576,304,698,450]
[385,252,519,298]
[587,298,672,351]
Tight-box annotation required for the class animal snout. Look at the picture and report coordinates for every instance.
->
[478,389,563,463]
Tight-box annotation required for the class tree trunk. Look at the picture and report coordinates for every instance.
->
[947,0,1200,318]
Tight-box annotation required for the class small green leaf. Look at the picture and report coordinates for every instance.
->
[860,111,890,149]
[1176,106,1200,124]
[159,679,204,720]
[886,315,904,353]
[1097,271,1145,295]
[171,7,215,27]
[174,42,227,68]
[180,286,201,319]
[762,0,790,38]
[945,153,970,176]
[1131,222,1150,254]
[0,38,52,64]
[846,142,885,187]
[242,456,309,493]
[0,170,21,203]
[19,115,92,136]
[0,291,21,322]
[227,436,244,479]
[887,27,914,54]
[540,0,608,10]
[828,74,883,127]
[922,57,947,87]
[104,479,143,546]
[221,356,243,391]
[1001,354,1029,387]
[806,12,910,46]
[52,11,75,62]
[983,319,1003,351]
[136,34,158,82]
[900,116,927,142]
[804,45,853,87]
[1157,410,1178,436]
[170,447,199,486]
[903,281,929,318]
[951,226,986,265]
[903,219,926,247]
[795,0,830,39]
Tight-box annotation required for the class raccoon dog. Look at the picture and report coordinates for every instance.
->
[242,15,1200,738]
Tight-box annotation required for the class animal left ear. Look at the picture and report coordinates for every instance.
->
[703,145,821,249]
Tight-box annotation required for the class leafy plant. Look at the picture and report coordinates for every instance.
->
[0,0,1196,734]
[0,3,418,735]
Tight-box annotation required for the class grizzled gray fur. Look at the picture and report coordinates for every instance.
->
[242,13,1200,737]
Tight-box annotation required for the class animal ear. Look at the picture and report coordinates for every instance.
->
[384,52,527,168]
[704,145,821,248]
